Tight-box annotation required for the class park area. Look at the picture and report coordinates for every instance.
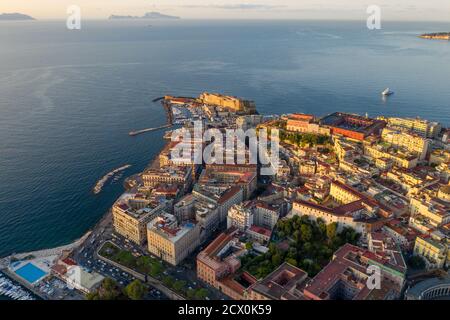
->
[98,241,210,300]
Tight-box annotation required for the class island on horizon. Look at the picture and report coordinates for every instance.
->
[0,13,35,21]
[109,11,180,20]
[419,32,450,40]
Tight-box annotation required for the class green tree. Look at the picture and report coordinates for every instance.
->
[300,224,313,242]
[124,280,146,300]
[285,258,298,267]
[272,253,283,267]
[163,275,175,288]
[186,288,196,299]
[136,256,152,274]
[195,288,209,300]
[326,223,338,240]
[115,250,136,267]
[245,242,253,250]
[150,261,163,277]
[97,278,121,300]
[173,280,187,293]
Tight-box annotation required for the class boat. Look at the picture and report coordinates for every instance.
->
[0,274,35,300]
[381,88,394,96]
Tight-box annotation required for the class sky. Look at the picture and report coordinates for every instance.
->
[1,0,450,21]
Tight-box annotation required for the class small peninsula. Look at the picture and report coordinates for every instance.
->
[0,13,35,21]
[419,32,450,40]
[109,12,180,20]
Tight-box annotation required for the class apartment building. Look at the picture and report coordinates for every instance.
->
[142,165,192,192]
[112,193,164,245]
[384,117,441,138]
[381,128,431,160]
[147,213,200,266]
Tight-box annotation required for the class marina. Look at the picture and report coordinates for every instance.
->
[0,273,35,300]
[93,165,132,194]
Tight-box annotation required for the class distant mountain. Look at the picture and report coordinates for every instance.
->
[0,13,35,21]
[109,12,180,20]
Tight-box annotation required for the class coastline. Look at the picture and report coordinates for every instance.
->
[0,100,173,299]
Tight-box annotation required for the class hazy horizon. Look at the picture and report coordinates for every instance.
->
[1,0,450,22]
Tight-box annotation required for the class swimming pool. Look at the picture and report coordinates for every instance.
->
[14,263,48,284]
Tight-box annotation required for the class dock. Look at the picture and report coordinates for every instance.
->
[128,97,174,137]
[128,124,172,136]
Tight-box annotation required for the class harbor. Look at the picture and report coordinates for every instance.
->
[128,97,175,137]
[0,273,36,300]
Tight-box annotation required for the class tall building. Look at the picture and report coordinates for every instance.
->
[142,165,192,193]
[112,193,164,245]
[385,117,441,138]
[147,213,200,266]
[381,127,431,160]
[227,203,254,231]
[413,233,449,269]
[196,228,254,300]
[174,193,220,244]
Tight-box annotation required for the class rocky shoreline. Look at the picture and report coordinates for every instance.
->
[419,32,450,40]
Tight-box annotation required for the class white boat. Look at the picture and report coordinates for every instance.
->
[382,88,394,96]
[0,274,36,300]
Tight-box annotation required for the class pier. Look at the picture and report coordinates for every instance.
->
[128,97,174,137]
[128,124,172,136]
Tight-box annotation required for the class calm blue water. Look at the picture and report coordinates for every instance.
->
[0,20,449,264]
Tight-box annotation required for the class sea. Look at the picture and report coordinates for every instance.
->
[0,19,450,298]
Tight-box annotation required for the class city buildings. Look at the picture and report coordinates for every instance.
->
[303,243,406,300]
[112,193,165,245]
[142,165,193,193]
[292,180,390,237]
[413,234,448,269]
[147,213,200,266]
[196,228,254,300]
[246,263,309,300]
[320,112,386,141]
[381,127,431,160]
[382,117,441,138]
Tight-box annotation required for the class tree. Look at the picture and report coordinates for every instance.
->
[115,250,136,268]
[285,258,298,267]
[408,255,426,270]
[272,253,283,267]
[245,242,253,250]
[186,288,196,299]
[173,280,187,293]
[326,222,338,240]
[195,288,209,300]
[124,280,146,300]
[86,292,99,300]
[300,224,313,242]
[163,275,175,288]
[95,278,122,300]
[136,256,152,274]
[150,260,163,277]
